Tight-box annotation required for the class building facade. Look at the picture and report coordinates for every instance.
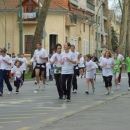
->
[0,0,95,60]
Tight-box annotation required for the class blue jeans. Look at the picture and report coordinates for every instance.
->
[0,70,12,94]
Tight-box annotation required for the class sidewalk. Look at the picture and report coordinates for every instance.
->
[39,93,130,130]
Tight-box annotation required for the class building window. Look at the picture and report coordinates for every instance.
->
[25,35,33,54]
[65,36,68,42]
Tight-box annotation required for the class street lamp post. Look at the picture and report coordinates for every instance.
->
[19,0,23,53]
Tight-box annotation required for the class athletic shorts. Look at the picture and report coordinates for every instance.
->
[86,78,93,83]
[35,63,46,72]
[113,72,119,79]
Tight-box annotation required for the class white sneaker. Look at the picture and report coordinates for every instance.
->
[36,86,40,90]
[42,85,45,90]
[117,86,120,89]
[115,87,118,90]
[119,83,121,85]
[8,91,12,95]
[128,87,130,91]
[111,91,114,94]
[105,92,109,95]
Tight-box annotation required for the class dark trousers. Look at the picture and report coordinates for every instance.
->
[103,75,113,88]
[72,69,78,90]
[14,80,20,91]
[0,70,12,94]
[61,74,73,99]
[54,74,63,98]
[22,70,25,81]
[118,67,122,83]
[128,72,130,87]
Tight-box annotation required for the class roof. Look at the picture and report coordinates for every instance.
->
[0,0,70,11]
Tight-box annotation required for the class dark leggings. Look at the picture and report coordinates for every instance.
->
[103,75,113,88]
[128,73,130,87]
[22,71,25,81]
[61,74,73,99]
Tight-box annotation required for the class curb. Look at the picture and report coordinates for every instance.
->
[34,92,130,130]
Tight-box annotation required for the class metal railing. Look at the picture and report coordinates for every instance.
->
[66,14,77,24]
[87,2,95,11]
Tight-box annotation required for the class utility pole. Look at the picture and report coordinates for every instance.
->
[19,0,23,53]
[3,0,7,48]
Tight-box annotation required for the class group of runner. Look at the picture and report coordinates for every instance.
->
[0,43,130,102]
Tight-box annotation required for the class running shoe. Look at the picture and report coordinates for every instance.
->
[36,86,40,90]
[8,91,12,95]
[0,92,3,96]
[128,87,130,91]
[35,81,37,85]
[73,89,77,93]
[92,88,95,93]
[115,87,118,90]
[85,91,89,94]
[16,91,19,94]
[63,95,67,100]
[66,99,71,102]
[118,82,121,85]
[42,85,45,90]
[105,92,109,95]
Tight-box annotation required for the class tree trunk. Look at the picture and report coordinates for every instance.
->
[31,0,51,57]
[106,0,113,51]
[118,0,129,55]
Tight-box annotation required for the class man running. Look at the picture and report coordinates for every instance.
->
[33,43,48,91]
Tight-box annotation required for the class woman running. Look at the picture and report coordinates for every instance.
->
[61,42,76,102]
[113,54,122,90]
[50,43,63,99]
[126,53,130,91]
[100,50,115,95]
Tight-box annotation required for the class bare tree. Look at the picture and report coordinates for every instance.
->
[31,0,51,57]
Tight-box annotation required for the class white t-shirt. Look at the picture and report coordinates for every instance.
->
[92,61,98,74]
[18,57,28,71]
[11,66,23,78]
[99,56,104,63]
[100,58,115,76]
[33,48,48,64]
[78,57,85,68]
[86,60,95,79]
[46,62,51,77]
[50,53,62,74]
[118,54,124,61]
[0,55,2,69]
[61,52,77,74]
[1,54,12,70]
[72,52,79,69]
[30,57,36,69]
[12,57,17,65]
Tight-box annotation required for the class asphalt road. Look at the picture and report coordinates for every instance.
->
[0,73,129,130]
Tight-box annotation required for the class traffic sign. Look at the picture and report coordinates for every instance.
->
[8,43,11,49]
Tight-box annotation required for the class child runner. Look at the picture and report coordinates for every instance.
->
[11,60,23,94]
[126,53,130,91]
[113,54,122,90]
[85,54,95,94]
[100,50,115,95]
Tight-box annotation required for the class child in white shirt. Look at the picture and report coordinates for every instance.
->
[46,59,51,84]
[85,54,95,94]
[11,60,23,94]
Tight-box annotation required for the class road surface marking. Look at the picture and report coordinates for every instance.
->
[0,116,34,120]
[81,105,91,109]
[17,127,31,130]
[41,118,57,123]
[0,121,21,124]
[0,113,46,117]
[63,111,76,115]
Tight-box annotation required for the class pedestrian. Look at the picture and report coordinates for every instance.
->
[50,43,63,99]
[11,60,23,94]
[61,42,77,102]
[46,58,51,85]
[33,43,48,91]
[126,53,130,91]
[113,54,122,90]
[85,54,95,94]
[18,53,28,81]
[100,50,115,95]
[78,54,85,78]
[115,50,124,85]
[70,45,79,93]
[0,48,13,96]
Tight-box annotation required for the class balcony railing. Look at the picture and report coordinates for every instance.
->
[66,14,77,27]
[87,2,95,11]
[103,11,107,17]
[18,12,38,21]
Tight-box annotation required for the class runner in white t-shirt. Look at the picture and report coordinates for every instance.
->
[115,50,124,85]
[78,54,85,78]
[85,54,95,94]
[100,50,115,95]
[33,43,48,91]
[60,42,77,102]
[50,43,63,99]
[18,53,28,81]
